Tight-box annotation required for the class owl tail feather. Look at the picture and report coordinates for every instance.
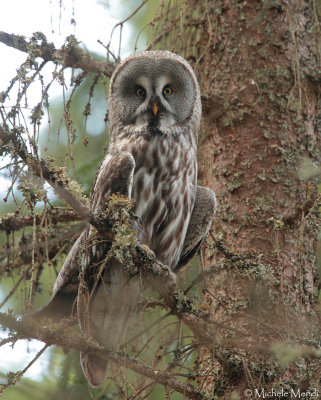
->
[81,353,108,388]
[78,265,141,387]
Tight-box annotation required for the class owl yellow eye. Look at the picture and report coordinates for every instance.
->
[135,86,145,97]
[163,86,173,96]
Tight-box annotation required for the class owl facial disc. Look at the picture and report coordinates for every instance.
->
[109,51,200,136]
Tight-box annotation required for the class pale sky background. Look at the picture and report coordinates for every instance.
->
[0,0,134,383]
[0,0,133,91]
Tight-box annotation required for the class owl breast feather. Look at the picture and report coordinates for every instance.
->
[126,134,197,269]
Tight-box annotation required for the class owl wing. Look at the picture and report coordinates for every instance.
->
[78,152,139,387]
[174,186,216,272]
[90,152,135,211]
[32,152,136,321]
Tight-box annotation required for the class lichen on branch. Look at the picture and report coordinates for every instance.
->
[0,31,115,77]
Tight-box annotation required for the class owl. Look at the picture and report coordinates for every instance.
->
[35,50,216,387]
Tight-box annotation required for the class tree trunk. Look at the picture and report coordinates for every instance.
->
[185,0,321,397]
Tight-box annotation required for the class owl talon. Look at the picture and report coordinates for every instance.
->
[138,244,156,259]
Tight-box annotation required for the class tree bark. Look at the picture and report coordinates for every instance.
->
[188,0,321,397]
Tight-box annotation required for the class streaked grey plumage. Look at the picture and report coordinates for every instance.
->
[34,50,216,387]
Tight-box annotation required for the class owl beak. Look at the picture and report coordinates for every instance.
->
[152,102,158,116]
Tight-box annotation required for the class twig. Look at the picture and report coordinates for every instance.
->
[0,31,115,77]
[0,208,81,233]
[0,223,83,266]
[0,269,30,309]
[0,343,49,394]
[0,313,210,400]
[107,0,149,57]
[0,125,93,222]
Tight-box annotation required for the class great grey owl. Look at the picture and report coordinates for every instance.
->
[35,50,216,387]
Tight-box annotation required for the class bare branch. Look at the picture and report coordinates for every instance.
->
[0,208,81,232]
[0,343,49,394]
[0,31,115,76]
[0,125,93,221]
[0,313,210,400]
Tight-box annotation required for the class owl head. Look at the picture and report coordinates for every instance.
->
[108,50,201,136]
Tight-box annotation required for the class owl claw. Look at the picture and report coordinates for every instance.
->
[137,245,176,285]
[138,244,156,259]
